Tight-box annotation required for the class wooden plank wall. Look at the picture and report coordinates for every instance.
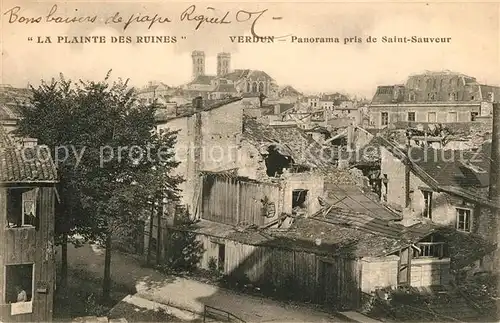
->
[201,176,281,226]
[238,182,280,226]
[202,176,238,225]
[0,186,56,322]
[192,233,361,309]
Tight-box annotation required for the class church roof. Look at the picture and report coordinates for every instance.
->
[213,83,237,93]
[189,75,217,85]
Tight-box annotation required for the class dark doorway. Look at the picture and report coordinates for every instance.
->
[218,243,226,272]
[292,189,308,209]
[318,260,337,305]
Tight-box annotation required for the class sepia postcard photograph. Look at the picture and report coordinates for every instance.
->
[0,0,500,322]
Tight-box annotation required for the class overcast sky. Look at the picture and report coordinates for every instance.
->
[1,1,499,97]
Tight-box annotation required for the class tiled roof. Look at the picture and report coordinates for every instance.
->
[173,212,494,263]
[276,103,294,114]
[189,75,216,85]
[222,69,250,82]
[377,136,498,207]
[248,70,274,81]
[278,85,301,96]
[137,83,171,94]
[0,86,32,120]
[321,93,350,104]
[0,126,58,183]
[264,216,403,258]
[324,184,402,221]
[221,69,274,82]
[0,105,20,119]
[407,146,489,188]
[213,83,237,93]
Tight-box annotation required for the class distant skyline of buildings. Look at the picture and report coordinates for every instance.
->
[2,48,500,100]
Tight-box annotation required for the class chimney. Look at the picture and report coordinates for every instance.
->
[192,96,203,111]
[259,92,266,108]
[346,124,354,151]
[490,103,500,201]
[22,138,38,148]
[274,104,280,115]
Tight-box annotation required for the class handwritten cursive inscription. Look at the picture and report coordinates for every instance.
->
[180,5,231,30]
[106,11,172,30]
[235,9,268,38]
[4,5,97,24]
[180,5,267,37]
[3,4,274,37]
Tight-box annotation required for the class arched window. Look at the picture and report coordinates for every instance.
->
[246,82,251,92]
[258,82,264,93]
[252,82,258,93]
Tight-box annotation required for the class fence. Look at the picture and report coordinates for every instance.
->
[203,305,246,323]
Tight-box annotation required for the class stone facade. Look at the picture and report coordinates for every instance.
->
[156,100,244,211]
[360,256,399,292]
[380,146,484,229]
[280,172,325,215]
[370,103,481,128]
[368,71,500,128]
[192,50,205,79]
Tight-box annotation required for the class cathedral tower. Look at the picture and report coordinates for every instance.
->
[192,50,205,79]
[217,52,231,77]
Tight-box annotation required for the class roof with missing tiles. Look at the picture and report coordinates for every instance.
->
[242,116,334,170]
[377,136,497,207]
[173,209,493,263]
[324,184,402,221]
[0,126,58,183]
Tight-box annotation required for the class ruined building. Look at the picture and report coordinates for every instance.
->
[369,71,500,128]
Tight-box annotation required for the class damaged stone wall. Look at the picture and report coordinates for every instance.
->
[406,172,451,225]
[200,100,243,172]
[281,172,325,216]
[380,146,407,208]
[380,145,485,228]
[157,116,193,208]
[236,140,270,181]
[476,206,497,271]
[348,168,371,188]
[156,100,245,213]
